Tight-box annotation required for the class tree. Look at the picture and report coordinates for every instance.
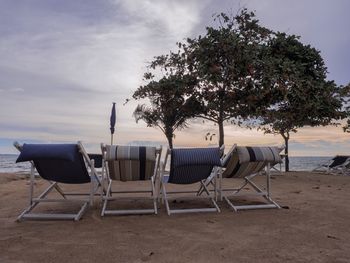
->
[182,9,275,146]
[340,83,350,132]
[257,33,345,171]
[132,52,201,149]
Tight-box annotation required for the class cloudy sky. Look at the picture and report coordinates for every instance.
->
[0,0,349,155]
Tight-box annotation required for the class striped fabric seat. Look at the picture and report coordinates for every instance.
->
[105,145,157,181]
[237,146,281,163]
[160,146,222,215]
[217,145,282,211]
[223,146,282,178]
[169,147,221,184]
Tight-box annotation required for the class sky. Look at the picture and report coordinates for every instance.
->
[0,0,349,155]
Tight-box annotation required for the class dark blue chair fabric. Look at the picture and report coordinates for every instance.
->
[88,154,103,168]
[168,148,221,184]
[16,144,90,184]
[16,144,77,163]
[329,156,349,168]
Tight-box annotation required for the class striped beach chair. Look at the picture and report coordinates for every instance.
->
[218,145,282,211]
[14,141,101,221]
[100,144,162,216]
[160,147,222,215]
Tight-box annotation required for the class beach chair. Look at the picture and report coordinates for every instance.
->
[14,141,100,221]
[270,146,285,172]
[100,144,161,216]
[312,155,350,175]
[217,145,282,211]
[160,146,222,215]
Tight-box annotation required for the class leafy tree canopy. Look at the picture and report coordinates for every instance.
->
[340,83,350,132]
[181,9,277,146]
[256,32,345,171]
[132,52,202,148]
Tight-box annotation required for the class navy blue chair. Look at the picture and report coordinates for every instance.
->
[313,155,350,175]
[14,141,100,221]
[160,146,222,215]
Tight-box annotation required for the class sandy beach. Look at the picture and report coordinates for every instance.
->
[0,171,349,263]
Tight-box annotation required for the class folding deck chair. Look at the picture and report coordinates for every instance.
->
[14,141,100,221]
[216,145,282,211]
[270,146,285,173]
[312,155,350,175]
[160,147,222,215]
[100,144,161,216]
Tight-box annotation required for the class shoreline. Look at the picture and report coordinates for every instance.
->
[0,155,334,175]
[1,171,349,262]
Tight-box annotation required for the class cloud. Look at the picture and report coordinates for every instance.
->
[9,88,24,92]
[0,0,206,152]
[116,0,206,39]
[0,0,349,155]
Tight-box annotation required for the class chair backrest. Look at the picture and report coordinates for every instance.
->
[329,155,349,168]
[221,144,237,167]
[103,145,161,181]
[15,142,91,184]
[223,146,282,178]
[88,154,103,168]
[168,147,221,184]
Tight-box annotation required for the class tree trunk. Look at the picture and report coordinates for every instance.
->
[164,129,174,149]
[281,132,290,172]
[218,120,224,147]
[166,135,173,149]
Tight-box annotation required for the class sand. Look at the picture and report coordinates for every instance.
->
[0,171,349,263]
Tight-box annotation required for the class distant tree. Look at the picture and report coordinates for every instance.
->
[182,9,275,146]
[257,33,345,171]
[132,52,201,149]
[340,83,350,132]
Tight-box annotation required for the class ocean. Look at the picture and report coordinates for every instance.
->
[0,154,331,173]
[0,154,31,173]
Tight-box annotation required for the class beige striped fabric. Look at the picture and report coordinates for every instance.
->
[105,145,156,161]
[104,145,157,181]
[237,146,281,164]
[222,146,282,179]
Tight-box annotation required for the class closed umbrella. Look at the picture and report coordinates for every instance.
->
[110,102,116,145]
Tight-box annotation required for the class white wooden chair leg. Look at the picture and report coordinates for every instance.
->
[74,202,89,221]
[151,177,158,214]
[266,163,271,199]
[219,172,223,201]
[162,183,171,215]
[29,164,35,205]
[101,180,112,216]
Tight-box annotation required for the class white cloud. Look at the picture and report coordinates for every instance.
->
[0,0,349,155]
[0,0,207,151]
[9,88,24,92]
[116,0,206,40]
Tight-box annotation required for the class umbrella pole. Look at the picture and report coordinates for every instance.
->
[111,135,113,145]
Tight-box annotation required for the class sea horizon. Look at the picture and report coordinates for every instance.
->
[0,154,332,173]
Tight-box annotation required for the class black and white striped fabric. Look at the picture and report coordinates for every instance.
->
[104,145,157,181]
[223,146,282,178]
[169,147,221,184]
